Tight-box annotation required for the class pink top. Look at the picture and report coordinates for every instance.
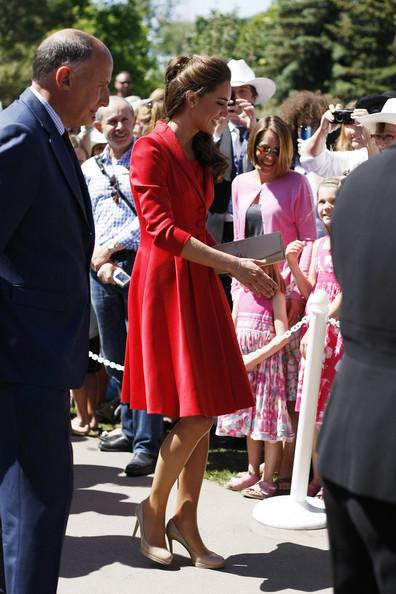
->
[310,236,341,305]
[232,169,317,299]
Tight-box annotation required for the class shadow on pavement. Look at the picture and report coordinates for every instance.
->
[73,463,153,490]
[227,543,332,591]
[70,464,153,517]
[61,536,332,589]
[60,534,181,577]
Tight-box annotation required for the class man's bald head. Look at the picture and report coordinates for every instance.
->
[32,29,110,83]
[96,95,134,122]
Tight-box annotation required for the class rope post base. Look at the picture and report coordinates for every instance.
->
[253,290,329,530]
[253,495,326,530]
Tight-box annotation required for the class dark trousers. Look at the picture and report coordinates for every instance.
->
[0,384,73,594]
[323,478,396,594]
[120,403,163,457]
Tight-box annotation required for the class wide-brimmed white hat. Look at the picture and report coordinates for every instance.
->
[355,98,396,133]
[228,59,276,104]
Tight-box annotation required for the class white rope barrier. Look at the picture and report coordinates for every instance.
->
[88,312,339,372]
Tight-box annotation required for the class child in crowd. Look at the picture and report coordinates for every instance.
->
[216,264,294,499]
[286,176,344,497]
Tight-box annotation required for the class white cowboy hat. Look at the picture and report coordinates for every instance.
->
[355,98,396,133]
[228,59,276,105]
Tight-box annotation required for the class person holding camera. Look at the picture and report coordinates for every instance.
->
[207,59,276,305]
[82,95,163,476]
[299,101,376,177]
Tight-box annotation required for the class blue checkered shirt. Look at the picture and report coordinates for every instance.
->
[82,143,140,251]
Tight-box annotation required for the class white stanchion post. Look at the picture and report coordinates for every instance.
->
[253,290,329,530]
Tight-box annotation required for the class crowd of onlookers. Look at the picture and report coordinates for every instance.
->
[68,60,396,494]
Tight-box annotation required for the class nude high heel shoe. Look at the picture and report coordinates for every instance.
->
[132,501,173,566]
[166,518,225,569]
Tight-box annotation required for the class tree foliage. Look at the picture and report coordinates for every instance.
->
[0,0,156,106]
[1,0,396,108]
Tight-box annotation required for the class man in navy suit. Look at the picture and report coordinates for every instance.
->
[0,29,112,594]
[318,143,396,592]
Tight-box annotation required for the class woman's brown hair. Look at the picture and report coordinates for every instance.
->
[164,55,230,181]
[248,116,294,178]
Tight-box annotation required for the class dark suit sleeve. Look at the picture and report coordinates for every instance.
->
[0,124,40,252]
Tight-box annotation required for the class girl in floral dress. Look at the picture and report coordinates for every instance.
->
[286,176,344,497]
[216,264,294,499]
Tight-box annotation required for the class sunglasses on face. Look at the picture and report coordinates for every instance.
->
[371,133,396,144]
[256,144,280,156]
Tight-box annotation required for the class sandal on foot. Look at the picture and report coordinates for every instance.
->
[242,480,277,500]
[276,476,292,493]
[225,472,259,491]
[71,417,90,436]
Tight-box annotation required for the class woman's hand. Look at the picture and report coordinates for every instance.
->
[286,240,305,266]
[231,258,278,298]
[286,297,305,327]
[319,103,343,134]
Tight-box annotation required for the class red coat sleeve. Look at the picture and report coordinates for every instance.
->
[131,135,191,256]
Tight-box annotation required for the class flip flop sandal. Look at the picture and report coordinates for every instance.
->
[242,480,277,500]
[225,472,260,491]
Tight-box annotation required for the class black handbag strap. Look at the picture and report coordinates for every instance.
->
[95,153,137,216]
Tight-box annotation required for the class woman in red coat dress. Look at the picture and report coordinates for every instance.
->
[122,55,277,568]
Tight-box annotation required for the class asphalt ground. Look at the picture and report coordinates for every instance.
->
[58,436,333,594]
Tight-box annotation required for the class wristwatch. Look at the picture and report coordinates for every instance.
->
[106,240,117,254]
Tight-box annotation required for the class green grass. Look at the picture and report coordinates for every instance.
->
[204,434,248,485]
[71,407,247,486]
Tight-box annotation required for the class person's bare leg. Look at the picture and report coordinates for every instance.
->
[85,372,99,429]
[311,424,321,484]
[71,382,90,434]
[262,442,281,483]
[172,430,211,555]
[142,416,213,548]
[278,403,298,480]
[246,436,262,476]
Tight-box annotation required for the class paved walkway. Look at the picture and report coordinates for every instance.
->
[58,436,333,594]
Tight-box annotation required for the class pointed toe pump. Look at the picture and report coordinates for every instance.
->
[166,518,225,569]
[132,502,173,566]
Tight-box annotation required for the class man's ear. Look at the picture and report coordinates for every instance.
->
[93,120,102,132]
[55,66,72,90]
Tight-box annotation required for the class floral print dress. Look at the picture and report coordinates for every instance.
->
[216,288,294,442]
[295,236,344,423]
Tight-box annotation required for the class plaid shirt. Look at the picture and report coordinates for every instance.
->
[82,143,140,251]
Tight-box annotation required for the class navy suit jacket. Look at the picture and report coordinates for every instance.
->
[318,143,396,502]
[0,88,95,389]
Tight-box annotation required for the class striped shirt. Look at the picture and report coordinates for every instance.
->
[82,143,140,251]
[29,85,64,135]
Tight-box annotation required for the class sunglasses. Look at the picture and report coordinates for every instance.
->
[256,144,280,156]
[370,133,396,144]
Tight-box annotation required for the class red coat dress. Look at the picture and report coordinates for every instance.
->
[121,121,254,417]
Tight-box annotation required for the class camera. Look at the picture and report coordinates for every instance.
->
[112,267,131,288]
[228,90,236,107]
[333,109,354,124]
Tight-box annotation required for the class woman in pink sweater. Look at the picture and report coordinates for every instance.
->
[217,116,317,494]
